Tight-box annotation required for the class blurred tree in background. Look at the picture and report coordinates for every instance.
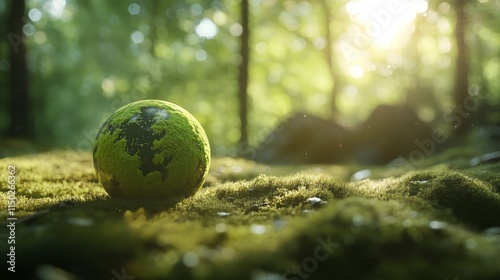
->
[6,0,33,139]
[236,0,250,154]
[0,0,499,156]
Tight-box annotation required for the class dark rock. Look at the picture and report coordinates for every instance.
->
[252,105,432,165]
[252,112,351,164]
[351,105,432,164]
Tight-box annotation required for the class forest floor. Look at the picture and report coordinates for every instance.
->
[1,146,500,280]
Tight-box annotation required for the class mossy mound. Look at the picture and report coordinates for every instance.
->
[1,150,500,279]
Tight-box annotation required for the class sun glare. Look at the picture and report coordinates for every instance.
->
[47,0,66,18]
[350,65,365,79]
[345,0,428,48]
[195,18,218,39]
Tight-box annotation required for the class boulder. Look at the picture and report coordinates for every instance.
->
[252,113,351,164]
[352,105,432,164]
[252,105,433,165]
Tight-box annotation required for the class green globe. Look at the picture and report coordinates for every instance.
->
[93,100,210,199]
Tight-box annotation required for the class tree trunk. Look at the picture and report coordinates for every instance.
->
[7,0,33,139]
[237,0,250,154]
[321,0,342,119]
[452,0,470,136]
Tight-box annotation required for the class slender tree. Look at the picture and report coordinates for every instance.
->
[237,0,250,154]
[6,0,33,139]
[320,0,343,119]
[452,0,471,135]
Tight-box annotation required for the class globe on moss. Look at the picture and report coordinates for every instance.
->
[93,100,210,199]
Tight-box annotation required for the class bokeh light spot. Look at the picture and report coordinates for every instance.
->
[350,65,364,79]
[230,23,243,36]
[128,3,140,15]
[23,24,35,36]
[195,49,208,61]
[195,18,218,39]
[28,8,42,22]
[131,31,144,44]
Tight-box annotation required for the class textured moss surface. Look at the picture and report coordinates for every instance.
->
[0,149,500,280]
[93,100,210,199]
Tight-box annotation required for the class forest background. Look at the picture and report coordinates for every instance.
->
[1,0,499,157]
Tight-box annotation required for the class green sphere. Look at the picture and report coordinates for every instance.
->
[93,100,210,199]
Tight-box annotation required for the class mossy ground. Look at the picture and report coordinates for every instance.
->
[1,148,500,280]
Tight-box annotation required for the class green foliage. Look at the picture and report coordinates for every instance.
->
[1,0,499,153]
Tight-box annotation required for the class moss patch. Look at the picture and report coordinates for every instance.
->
[1,150,500,279]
